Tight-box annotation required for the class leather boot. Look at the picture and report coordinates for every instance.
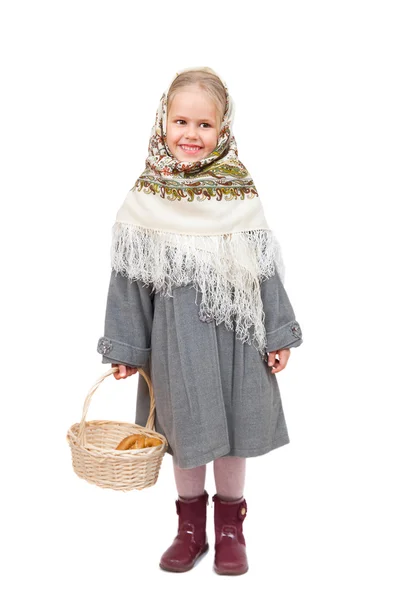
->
[159,490,209,572]
[212,493,249,575]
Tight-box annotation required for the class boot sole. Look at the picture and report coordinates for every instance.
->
[214,563,249,576]
[159,543,209,573]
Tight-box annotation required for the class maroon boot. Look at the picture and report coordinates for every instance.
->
[212,493,249,575]
[159,490,209,572]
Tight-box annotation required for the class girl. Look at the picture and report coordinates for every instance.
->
[97,66,303,576]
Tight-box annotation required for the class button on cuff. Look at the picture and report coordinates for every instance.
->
[290,322,302,339]
[98,337,113,355]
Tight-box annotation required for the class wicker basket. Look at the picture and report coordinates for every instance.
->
[66,366,168,491]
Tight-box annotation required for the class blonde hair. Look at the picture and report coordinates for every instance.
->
[167,68,227,133]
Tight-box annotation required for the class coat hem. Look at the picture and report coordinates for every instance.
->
[168,443,231,470]
[228,434,290,457]
[166,435,290,469]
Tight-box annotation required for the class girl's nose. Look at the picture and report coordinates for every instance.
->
[185,125,198,139]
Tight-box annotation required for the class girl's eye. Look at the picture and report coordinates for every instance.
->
[175,120,211,128]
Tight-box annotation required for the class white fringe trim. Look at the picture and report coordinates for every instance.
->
[110,222,286,356]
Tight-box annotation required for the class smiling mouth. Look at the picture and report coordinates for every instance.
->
[180,145,203,154]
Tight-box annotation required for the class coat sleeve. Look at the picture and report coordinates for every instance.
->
[97,270,155,368]
[260,268,303,354]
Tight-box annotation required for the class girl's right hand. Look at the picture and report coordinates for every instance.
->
[112,363,138,379]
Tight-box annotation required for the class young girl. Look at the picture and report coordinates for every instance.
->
[97,66,303,576]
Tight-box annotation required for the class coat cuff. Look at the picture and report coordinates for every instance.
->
[97,336,151,367]
[264,320,303,354]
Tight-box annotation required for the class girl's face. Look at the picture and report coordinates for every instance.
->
[166,85,220,162]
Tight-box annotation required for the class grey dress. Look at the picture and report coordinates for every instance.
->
[97,269,303,470]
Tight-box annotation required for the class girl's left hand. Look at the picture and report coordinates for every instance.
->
[267,348,291,373]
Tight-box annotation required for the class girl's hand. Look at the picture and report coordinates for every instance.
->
[112,363,138,379]
[267,349,291,374]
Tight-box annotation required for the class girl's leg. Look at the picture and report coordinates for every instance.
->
[160,458,209,572]
[173,458,207,499]
[213,456,246,501]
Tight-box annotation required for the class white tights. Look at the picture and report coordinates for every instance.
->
[173,456,246,501]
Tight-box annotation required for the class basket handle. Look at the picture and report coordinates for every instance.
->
[77,366,157,445]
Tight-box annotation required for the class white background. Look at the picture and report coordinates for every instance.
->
[1,0,399,598]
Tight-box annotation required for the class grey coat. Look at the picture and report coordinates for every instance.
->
[97,269,303,469]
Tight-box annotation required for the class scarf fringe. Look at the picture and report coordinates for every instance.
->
[110,223,286,356]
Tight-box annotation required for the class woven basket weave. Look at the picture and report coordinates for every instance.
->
[66,366,168,491]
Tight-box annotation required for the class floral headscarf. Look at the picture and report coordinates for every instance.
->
[135,66,257,201]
